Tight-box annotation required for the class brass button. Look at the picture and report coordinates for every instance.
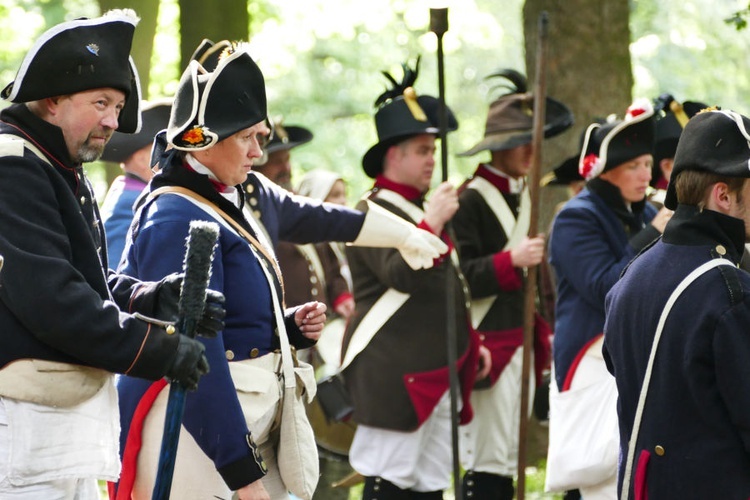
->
[249,197,258,206]
[226,350,235,360]
[80,196,86,205]
[310,276,318,284]
[655,445,665,456]
[253,210,261,219]
[716,245,727,256]
[166,325,176,335]
[245,183,255,194]
[249,348,259,358]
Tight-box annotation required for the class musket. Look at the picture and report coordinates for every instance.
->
[517,11,549,500]
[152,220,219,500]
[429,6,463,498]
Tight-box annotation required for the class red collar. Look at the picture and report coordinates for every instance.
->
[473,164,524,194]
[374,175,424,202]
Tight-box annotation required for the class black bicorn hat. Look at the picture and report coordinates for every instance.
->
[665,109,750,210]
[101,98,172,163]
[0,10,142,134]
[189,39,233,72]
[362,57,458,178]
[578,99,656,181]
[652,94,709,185]
[167,43,267,151]
[458,69,574,157]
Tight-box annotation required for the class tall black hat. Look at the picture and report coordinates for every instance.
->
[362,57,458,178]
[652,94,708,185]
[167,43,267,151]
[1,10,142,133]
[578,99,655,181]
[101,98,172,163]
[665,109,750,209]
[458,69,574,157]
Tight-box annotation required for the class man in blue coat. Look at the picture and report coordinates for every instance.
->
[604,108,750,499]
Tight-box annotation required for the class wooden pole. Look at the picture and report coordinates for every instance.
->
[430,7,463,498]
[516,11,548,500]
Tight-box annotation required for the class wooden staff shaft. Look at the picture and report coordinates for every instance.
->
[517,11,548,500]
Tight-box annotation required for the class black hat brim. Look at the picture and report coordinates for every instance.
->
[102,99,172,163]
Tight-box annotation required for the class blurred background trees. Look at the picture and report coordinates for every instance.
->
[0,0,747,228]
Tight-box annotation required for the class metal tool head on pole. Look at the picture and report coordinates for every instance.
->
[430,6,449,183]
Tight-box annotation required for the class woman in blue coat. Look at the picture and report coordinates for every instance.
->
[113,46,328,500]
[547,100,670,498]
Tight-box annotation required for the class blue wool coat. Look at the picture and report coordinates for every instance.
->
[548,179,658,390]
[604,205,750,499]
[0,104,178,379]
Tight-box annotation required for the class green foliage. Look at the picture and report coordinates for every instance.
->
[725,5,750,30]
[630,0,750,113]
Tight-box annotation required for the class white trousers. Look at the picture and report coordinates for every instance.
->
[460,346,534,477]
[0,385,118,500]
[349,391,454,492]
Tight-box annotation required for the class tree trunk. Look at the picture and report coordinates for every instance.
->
[523,0,633,231]
[98,0,160,185]
[178,0,249,71]
[98,0,160,100]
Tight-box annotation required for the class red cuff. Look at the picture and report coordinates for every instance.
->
[332,292,353,311]
[493,251,522,291]
[418,219,453,266]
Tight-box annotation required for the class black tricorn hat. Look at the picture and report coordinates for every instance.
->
[540,156,584,187]
[578,100,655,181]
[665,109,750,210]
[652,94,708,185]
[101,98,172,163]
[266,122,313,155]
[540,119,604,187]
[253,121,313,166]
[1,10,142,134]
[363,58,458,178]
[167,44,267,151]
[458,69,574,157]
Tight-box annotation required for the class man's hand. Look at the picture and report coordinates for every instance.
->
[423,181,459,235]
[155,273,226,338]
[476,344,492,381]
[235,479,270,500]
[509,233,546,268]
[165,334,209,391]
[295,301,327,341]
[334,297,355,320]
[650,206,673,233]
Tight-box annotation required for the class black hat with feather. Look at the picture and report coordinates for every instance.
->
[458,69,573,156]
[362,57,458,178]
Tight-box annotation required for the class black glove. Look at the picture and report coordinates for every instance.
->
[155,273,226,338]
[166,334,210,391]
